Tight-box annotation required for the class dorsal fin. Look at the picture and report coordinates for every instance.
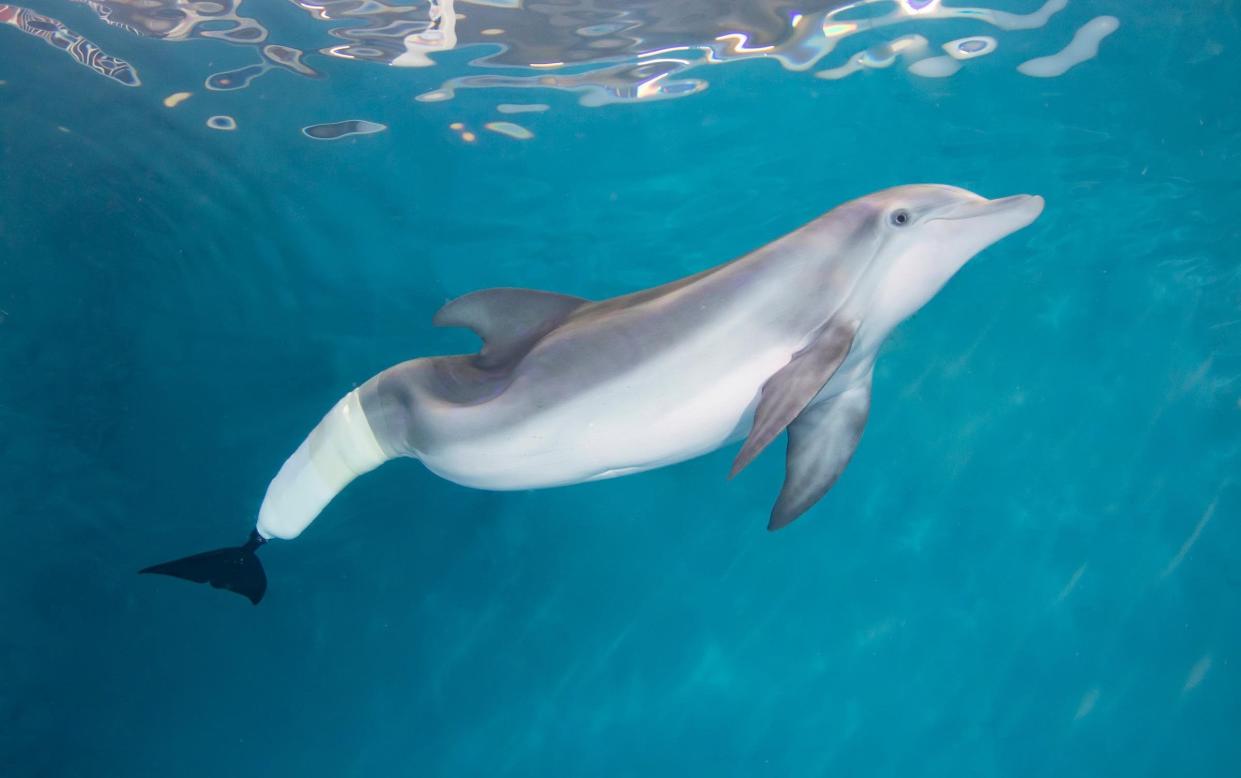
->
[433,287,590,370]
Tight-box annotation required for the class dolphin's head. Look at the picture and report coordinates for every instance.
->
[851,184,1044,333]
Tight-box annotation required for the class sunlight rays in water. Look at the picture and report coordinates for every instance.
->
[1160,498,1219,580]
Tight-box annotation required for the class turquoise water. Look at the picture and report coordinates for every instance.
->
[2,1,1239,775]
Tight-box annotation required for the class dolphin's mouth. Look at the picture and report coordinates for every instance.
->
[928,194,1045,224]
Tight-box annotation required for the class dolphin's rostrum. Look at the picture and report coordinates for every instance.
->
[142,185,1044,603]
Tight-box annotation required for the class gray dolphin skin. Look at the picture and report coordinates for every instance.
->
[141,184,1044,604]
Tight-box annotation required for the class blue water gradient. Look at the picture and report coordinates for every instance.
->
[1,1,1239,775]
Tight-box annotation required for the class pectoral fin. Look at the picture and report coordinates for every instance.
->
[730,319,858,478]
[768,372,872,531]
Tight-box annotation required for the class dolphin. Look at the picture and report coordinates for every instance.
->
[142,184,1043,604]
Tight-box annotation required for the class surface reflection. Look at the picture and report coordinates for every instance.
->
[62,0,1103,106]
[1,4,140,87]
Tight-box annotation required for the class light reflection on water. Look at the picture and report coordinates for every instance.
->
[36,0,1111,108]
[0,3,139,87]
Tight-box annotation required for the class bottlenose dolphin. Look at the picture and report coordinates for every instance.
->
[142,184,1043,603]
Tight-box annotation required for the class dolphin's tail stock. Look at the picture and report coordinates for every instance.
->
[140,387,393,604]
[140,530,268,604]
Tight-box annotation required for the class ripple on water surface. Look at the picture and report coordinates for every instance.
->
[54,0,1107,110]
[301,120,387,141]
[1018,16,1120,77]
[484,121,534,140]
[0,4,140,86]
[496,103,551,115]
[206,115,237,131]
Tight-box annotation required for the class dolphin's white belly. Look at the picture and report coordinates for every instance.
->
[417,338,797,490]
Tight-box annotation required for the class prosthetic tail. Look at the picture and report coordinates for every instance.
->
[139,530,268,605]
[140,389,391,604]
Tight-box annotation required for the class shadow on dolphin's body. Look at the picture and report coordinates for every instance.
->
[141,184,1044,604]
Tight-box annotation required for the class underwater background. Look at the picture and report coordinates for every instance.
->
[2,0,1239,775]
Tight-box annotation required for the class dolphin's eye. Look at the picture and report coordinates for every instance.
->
[890,209,911,227]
